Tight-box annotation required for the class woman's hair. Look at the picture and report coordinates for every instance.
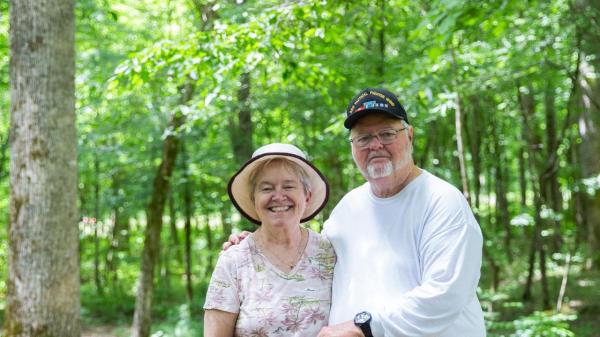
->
[248,158,311,202]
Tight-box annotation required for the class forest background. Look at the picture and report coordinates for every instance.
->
[1,0,600,336]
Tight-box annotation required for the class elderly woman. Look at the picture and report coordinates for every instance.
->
[203,143,336,337]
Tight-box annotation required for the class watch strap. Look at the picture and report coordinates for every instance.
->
[354,311,373,337]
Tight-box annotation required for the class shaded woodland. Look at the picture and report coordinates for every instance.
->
[1,0,600,336]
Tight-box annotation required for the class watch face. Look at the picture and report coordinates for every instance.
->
[355,311,371,324]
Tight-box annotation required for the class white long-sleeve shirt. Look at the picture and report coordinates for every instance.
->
[323,170,485,337]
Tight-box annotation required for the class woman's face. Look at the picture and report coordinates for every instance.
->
[253,161,310,228]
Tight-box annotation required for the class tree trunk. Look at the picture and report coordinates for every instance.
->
[491,112,511,263]
[162,193,177,292]
[181,142,195,306]
[417,119,435,169]
[227,72,254,232]
[377,0,385,78]
[106,170,126,289]
[229,72,254,166]
[522,163,549,308]
[169,194,177,244]
[500,164,511,262]
[482,234,500,292]
[0,135,8,180]
[94,155,103,295]
[542,80,562,252]
[518,146,528,209]
[322,150,347,220]
[6,0,80,335]
[517,82,550,308]
[570,144,588,248]
[575,1,600,266]
[465,95,482,210]
[454,93,471,203]
[168,192,182,263]
[132,82,194,337]
[203,211,215,279]
[522,224,536,302]
[578,60,600,269]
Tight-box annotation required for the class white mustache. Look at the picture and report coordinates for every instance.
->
[367,151,390,161]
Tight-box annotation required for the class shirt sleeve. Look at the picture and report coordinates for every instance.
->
[203,251,241,314]
[370,193,483,337]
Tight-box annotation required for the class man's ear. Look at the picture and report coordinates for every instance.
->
[305,190,312,203]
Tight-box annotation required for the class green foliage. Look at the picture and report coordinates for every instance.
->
[511,311,576,337]
[2,0,600,335]
[150,304,203,337]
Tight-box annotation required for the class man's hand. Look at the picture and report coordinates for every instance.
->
[317,320,364,337]
[221,230,251,251]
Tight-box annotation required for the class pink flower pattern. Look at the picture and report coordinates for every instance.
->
[303,306,327,326]
[204,229,336,337]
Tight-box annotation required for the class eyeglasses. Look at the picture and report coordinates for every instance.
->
[349,127,408,149]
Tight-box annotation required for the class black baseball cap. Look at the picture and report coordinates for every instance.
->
[344,87,408,129]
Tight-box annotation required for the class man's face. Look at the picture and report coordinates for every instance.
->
[350,113,413,180]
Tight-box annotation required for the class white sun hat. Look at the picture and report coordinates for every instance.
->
[227,143,329,225]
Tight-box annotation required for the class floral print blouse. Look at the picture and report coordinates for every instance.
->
[204,229,336,337]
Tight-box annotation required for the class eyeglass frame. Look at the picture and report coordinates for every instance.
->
[349,126,409,149]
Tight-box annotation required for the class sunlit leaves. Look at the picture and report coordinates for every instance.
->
[13,0,593,332]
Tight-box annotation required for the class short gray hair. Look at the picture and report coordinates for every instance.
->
[248,158,311,202]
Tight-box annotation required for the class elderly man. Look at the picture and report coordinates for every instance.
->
[224,88,486,337]
[316,88,485,336]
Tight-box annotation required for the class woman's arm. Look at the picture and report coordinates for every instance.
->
[204,309,238,337]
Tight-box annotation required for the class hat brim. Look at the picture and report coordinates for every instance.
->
[228,152,329,225]
[344,108,405,129]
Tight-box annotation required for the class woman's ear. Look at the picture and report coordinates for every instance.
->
[305,190,312,203]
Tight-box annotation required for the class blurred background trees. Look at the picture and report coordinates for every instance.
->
[1,0,599,336]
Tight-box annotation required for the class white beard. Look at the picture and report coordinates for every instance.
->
[364,143,413,179]
[367,161,394,178]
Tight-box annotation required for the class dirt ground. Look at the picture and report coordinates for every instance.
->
[82,325,123,337]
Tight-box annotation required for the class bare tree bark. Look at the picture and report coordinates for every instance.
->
[6,0,80,335]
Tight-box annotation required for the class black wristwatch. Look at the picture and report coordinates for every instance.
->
[354,311,373,337]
